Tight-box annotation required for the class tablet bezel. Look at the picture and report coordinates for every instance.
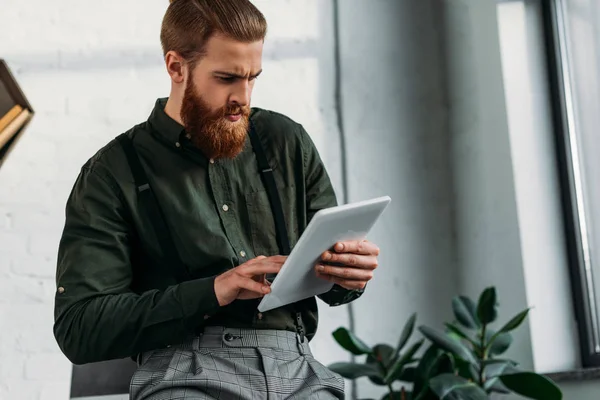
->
[257,195,391,312]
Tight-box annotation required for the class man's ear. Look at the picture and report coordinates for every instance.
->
[165,51,186,84]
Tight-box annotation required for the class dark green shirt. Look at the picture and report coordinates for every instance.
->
[53,98,363,365]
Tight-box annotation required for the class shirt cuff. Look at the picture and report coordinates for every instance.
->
[176,276,221,328]
[320,283,366,306]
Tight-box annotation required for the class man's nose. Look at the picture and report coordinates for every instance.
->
[230,82,251,107]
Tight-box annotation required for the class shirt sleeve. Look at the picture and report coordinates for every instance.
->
[53,165,221,365]
[297,124,365,307]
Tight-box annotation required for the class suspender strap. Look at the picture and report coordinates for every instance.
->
[248,123,291,256]
[117,127,306,341]
[248,123,305,342]
[116,133,190,284]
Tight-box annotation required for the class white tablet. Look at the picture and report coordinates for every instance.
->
[257,195,391,312]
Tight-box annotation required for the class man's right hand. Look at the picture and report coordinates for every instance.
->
[214,255,286,307]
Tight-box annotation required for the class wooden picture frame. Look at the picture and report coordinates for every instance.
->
[0,59,34,168]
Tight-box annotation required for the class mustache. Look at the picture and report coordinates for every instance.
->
[222,104,250,117]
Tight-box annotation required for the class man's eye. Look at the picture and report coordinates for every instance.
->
[217,76,235,83]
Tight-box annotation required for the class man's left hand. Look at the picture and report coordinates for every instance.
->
[315,239,380,290]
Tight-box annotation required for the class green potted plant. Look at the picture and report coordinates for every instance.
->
[328,286,563,400]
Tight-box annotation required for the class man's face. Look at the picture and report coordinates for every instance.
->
[180,34,263,160]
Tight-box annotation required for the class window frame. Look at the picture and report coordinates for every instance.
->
[540,0,600,367]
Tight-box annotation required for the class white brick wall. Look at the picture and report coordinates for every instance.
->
[3,1,593,399]
[0,1,351,398]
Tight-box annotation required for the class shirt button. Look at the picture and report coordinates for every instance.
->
[204,315,210,320]
[57,287,65,294]
[222,204,229,212]
[240,250,246,258]
[210,159,215,164]
[175,142,181,147]
[186,134,191,139]
[257,313,263,320]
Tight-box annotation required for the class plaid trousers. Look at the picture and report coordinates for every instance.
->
[129,326,345,399]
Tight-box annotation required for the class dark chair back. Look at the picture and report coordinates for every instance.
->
[70,358,137,398]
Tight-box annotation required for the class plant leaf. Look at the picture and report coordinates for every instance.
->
[430,373,488,400]
[486,329,512,355]
[499,372,562,400]
[380,391,410,400]
[397,367,417,382]
[332,327,372,355]
[484,377,511,394]
[485,361,519,378]
[483,361,519,392]
[367,344,396,385]
[419,326,477,364]
[445,323,478,348]
[444,386,489,400]
[454,357,478,381]
[396,313,417,354]
[412,389,435,400]
[477,287,498,324]
[486,379,511,394]
[445,330,463,347]
[481,358,518,367]
[452,296,480,329]
[327,362,381,379]
[412,344,442,396]
[412,344,454,399]
[498,308,531,333]
[385,340,424,384]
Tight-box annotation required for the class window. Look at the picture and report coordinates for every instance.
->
[543,0,600,367]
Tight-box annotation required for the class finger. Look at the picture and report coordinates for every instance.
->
[316,271,367,290]
[238,291,269,300]
[245,255,267,265]
[259,273,272,286]
[242,256,271,268]
[240,261,283,277]
[320,253,378,269]
[237,275,272,295]
[332,240,380,255]
[265,255,288,263]
[315,264,374,281]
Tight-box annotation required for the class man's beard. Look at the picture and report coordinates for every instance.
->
[180,80,250,160]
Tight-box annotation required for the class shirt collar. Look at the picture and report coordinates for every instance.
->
[147,97,187,145]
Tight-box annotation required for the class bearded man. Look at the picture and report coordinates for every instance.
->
[53,0,381,398]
